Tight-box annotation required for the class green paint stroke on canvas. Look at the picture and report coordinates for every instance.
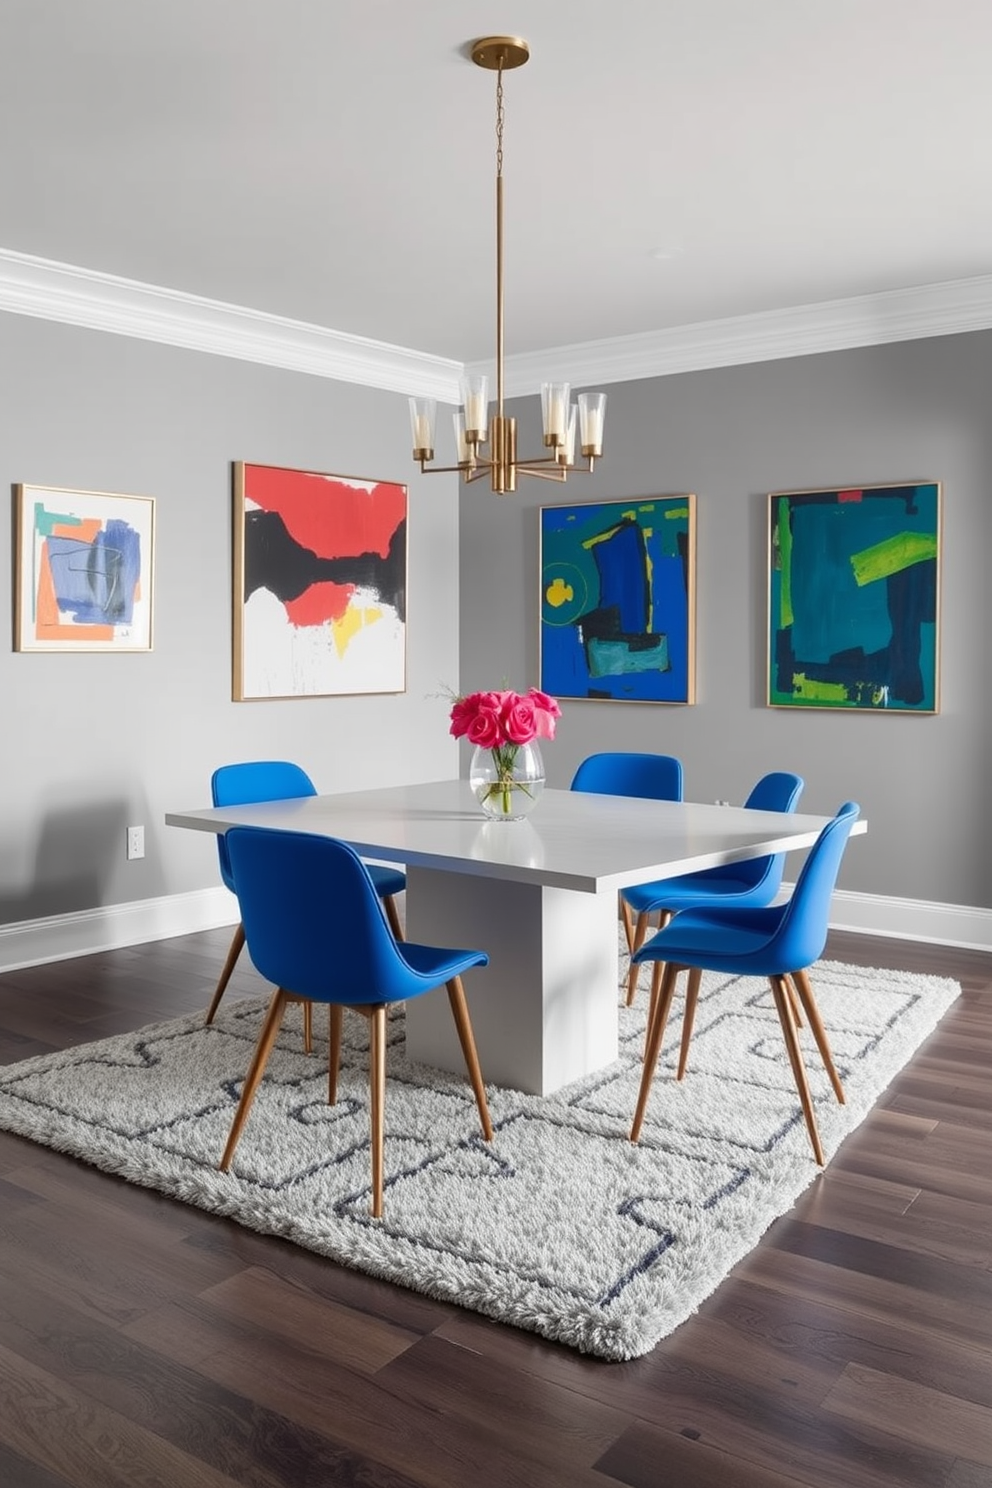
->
[777,500,793,629]
[850,531,938,587]
[589,635,669,678]
[34,503,82,537]
[582,521,627,551]
[792,672,848,703]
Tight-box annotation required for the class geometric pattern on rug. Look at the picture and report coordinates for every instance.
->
[0,948,960,1360]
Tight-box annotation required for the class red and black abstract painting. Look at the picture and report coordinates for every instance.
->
[233,462,407,700]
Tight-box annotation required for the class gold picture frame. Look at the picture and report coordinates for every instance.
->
[14,483,155,652]
[767,480,941,712]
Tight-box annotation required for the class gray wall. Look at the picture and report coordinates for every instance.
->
[0,312,460,927]
[460,331,992,909]
[3,312,989,928]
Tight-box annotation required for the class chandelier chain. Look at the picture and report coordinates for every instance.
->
[496,60,504,178]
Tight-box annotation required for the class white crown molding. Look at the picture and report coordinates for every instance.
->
[0,248,462,402]
[475,273,992,397]
[0,884,989,976]
[3,247,992,402]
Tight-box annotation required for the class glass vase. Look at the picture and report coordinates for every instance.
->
[469,741,545,821]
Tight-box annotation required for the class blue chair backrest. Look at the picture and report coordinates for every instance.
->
[571,752,683,802]
[211,761,316,892]
[696,770,805,893]
[226,826,411,1005]
[768,802,860,972]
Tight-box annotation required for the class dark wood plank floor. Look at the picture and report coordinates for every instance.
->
[0,926,989,1488]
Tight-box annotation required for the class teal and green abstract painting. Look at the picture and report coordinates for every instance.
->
[540,496,695,703]
[768,482,941,712]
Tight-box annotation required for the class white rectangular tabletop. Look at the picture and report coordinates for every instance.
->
[166,778,865,895]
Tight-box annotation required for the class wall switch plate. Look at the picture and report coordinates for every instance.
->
[127,825,145,860]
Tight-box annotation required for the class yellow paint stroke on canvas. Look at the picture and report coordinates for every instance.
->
[331,606,382,657]
[546,577,573,607]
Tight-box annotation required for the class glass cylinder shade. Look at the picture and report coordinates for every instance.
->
[409,396,436,458]
[541,381,571,447]
[452,411,471,466]
[578,391,607,457]
[459,373,489,443]
[560,404,577,467]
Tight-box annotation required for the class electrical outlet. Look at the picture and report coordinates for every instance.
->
[127,825,145,860]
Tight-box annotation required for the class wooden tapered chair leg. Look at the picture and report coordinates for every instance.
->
[644,958,666,1056]
[445,976,493,1141]
[676,967,703,1080]
[369,1005,387,1218]
[631,962,682,1142]
[619,896,634,954]
[626,909,671,1007]
[784,973,804,1028]
[791,968,845,1103]
[625,910,651,1005]
[768,974,824,1165]
[328,1005,343,1104]
[205,922,246,1024]
[302,1000,314,1054]
[220,988,290,1170]
[383,894,405,942]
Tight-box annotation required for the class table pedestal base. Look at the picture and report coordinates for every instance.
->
[404,865,619,1096]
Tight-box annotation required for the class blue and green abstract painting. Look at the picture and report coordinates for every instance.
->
[768,482,940,712]
[540,496,695,703]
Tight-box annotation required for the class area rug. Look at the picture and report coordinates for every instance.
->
[0,953,960,1360]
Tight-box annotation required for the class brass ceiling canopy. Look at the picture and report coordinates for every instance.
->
[408,34,606,493]
[470,36,530,71]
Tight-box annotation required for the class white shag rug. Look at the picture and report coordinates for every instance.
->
[0,952,960,1360]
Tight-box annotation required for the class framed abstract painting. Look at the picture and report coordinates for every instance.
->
[540,495,696,704]
[233,462,407,701]
[767,481,941,712]
[14,484,155,652]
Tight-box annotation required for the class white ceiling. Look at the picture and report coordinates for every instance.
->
[2,0,991,366]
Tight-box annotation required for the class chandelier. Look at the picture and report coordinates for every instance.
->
[409,36,607,494]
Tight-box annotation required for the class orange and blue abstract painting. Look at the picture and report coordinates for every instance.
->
[15,485,154,652]
[768,482,940,712]
[234,462,407,700]
[540,496,695,704]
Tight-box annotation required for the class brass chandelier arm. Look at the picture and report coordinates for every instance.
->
[513,465,568,484]
[416,459,477,476]
[464,462,567,486]
[421,454,599,483]
[514,458,598,482]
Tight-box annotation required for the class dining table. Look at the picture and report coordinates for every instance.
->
[166,779,866,1097]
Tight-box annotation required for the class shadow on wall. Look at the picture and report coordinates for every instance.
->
[0,798,135,926]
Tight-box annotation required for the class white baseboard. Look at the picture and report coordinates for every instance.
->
[0,887,238,975]
[795,885,992,952]
[0,884,990,978]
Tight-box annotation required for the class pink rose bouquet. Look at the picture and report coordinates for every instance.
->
[450,686,561,817]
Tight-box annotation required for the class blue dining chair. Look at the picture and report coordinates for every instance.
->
[219,826,493,1217]
[205,761,407,1029]
[571,752,684,952]
[571,751,683,801]
[628,801,861,1165]
[622,771,805,1006]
